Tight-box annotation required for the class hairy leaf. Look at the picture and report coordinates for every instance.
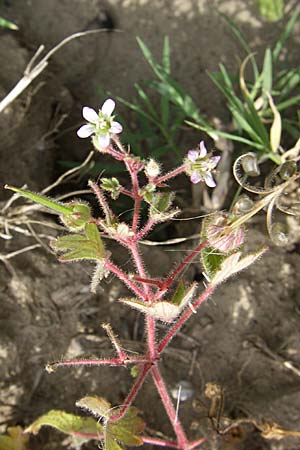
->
[4,185,73,216]
[76,396,111,419]
[105,407,145,449]
[52,223,105,262]
[25,410,101,446]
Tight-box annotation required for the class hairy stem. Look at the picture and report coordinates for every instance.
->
[151,365,188,449]
[155,165,186,185]
[104,259,147,300]
[110,362,152,421]
[155,240,208,300]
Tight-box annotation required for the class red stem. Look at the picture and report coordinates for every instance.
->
[158,285,214,353]
[155,240,208,300]
[142,436,180,448]
[104,259,147,300]
[151,365,188,449]
[134,276,163,288]
[134,218,155,241]
[188,437,208,449]
[110,362,152,421]
[72,432,181,448]
[46,356,149,371]
[155,165,186,185]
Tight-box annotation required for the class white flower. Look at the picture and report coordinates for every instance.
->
[77,99,122,148]
[185,141,221,188]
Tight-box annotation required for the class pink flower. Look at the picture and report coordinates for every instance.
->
[77,99,122,148]
[185,141,220,187]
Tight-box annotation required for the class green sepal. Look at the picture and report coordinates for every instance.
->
[149,192,174,213]
[101,178,121,199]
[25,410,101,446]
[52,223,105,262]
[0,426,29,450]
[61,202,92,231]
[4,185,73,216]
[171,280,186,306]
[105,407,145,449]
[200,217,227,280]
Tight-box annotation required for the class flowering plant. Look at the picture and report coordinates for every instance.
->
[5,99,300,450]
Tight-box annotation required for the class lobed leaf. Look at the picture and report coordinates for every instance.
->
[76,396,111,419]
[25,410,101,446]
[105,407,145,449]
[0,427,29,450]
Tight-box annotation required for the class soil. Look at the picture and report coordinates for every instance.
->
[0,1,300,450]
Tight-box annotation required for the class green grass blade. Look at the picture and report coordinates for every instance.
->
[273,7,300,60]
[219,12,259,78]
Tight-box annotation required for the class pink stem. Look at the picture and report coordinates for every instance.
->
[120,187,134,198]
[158,285,214,353]
[142,436,180,448]
[125,158,142,233]
[104,259,147,300]
[151,365,188,449]
[129,243,150,296]
[89,181,114,223]
[188,437,208,449]
[46,356,149,371]
[134,276,163,288]
[154,240,208,301]
[155,165,186,185]
[110,363,152,421]
[134,218,155,241]
[72,432,181,448]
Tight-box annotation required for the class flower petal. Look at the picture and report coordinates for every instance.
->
[97,132,110,148]
[187,150,199,162]
[101,99,115,117]
[77,124,95,138]
[199,141,207,158]
[211,155,221,168]
[109,121,123,134]
[190,171,202,184]
[203,172,216,188]
[82,107,99,124]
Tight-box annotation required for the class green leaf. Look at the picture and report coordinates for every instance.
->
[256,0,284,22]
[0,427,29,450]
[262,48,273,102]
[52,223,105,262]
[0,17,18,30]
[105,407,145,449]
[4,185,73,216]
[76,396,111,419]
[25,410,101,446]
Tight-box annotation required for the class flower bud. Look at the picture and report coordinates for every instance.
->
[145,159,160,178]
[61,202,92,231]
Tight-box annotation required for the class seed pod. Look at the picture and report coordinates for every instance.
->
[271,222,289,246]
[233,194,254,214]
[241,153,260,177]
[279,161,297,180]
